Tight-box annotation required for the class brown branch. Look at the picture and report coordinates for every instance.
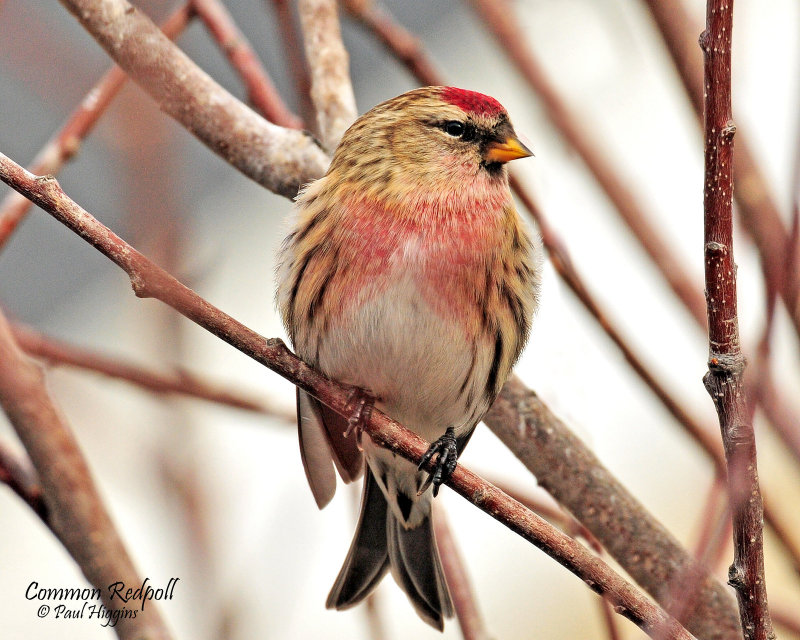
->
[0,151,698,640]
[10,322,293,422]
[191,0,303,129]
[641,0,800,342]
[700,4,774,639]
[341,0,444,84]
[467,0,708,328]
[58,0,328,198]
[433,507,490,640]
[484,377,741,640]
[298,0,358,150]
[0,308,172,640]
[0,2,194,252]
[0,439,48,522]
[269,0,317,132]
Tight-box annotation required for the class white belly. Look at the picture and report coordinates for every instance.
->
[315,270,490,444]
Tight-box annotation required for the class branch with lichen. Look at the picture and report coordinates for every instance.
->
[0,149,697,640]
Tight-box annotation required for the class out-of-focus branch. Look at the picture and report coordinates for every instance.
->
[270,0,317,131]
[433,507,490,640]
[700,3,773,639]
[641,0,800,341]
[0,151,696,640]
[484,377,741,640]
[467,0,708,328]
[341,0,443,84]
[0,2,194,252]
[191,0,303,129]
[58,0,328,198]
[0,308,172,640]
[0,439,48,522]
[298,0,357,150]
[11,322,293,422]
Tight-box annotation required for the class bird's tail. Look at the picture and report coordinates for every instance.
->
[326,469,453,630]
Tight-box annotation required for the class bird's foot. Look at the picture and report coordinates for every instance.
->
[342,386,375,441]
[418,426,458,497]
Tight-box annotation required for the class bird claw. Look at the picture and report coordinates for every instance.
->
[418,426,458,497]
[343,387,375,440]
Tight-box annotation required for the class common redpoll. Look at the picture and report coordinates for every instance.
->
[277,86,540,629]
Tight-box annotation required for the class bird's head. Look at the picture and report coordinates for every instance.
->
[327,86,532,202]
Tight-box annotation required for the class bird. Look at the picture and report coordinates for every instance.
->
[276,86,541,630]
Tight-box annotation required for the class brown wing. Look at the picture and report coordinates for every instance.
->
[297,389,364,509]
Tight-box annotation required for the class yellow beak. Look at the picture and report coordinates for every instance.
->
[484,136,533,164]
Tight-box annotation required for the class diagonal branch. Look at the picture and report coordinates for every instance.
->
[0,308,173,640]
[0,149,697,640]
[191,0,303,129]
[700,3,774,639]
[57,0,328,198]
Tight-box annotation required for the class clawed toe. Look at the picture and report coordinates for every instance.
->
[343,387,375,439]
[418,426,458,497]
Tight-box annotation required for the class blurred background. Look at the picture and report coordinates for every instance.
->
[1,0,799,638]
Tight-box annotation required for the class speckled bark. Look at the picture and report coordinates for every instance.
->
[484,376,741,640]
[700,2,774,638]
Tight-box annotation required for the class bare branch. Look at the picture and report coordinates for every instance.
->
[700,3,774,638]
[641,0,800,341]
[0,2,194,251]
[298,0,358,150]
[191,0,303,129]
[0,150,696,640]
[0,308,173,640]
[58,0,328,198]
[11,322,293,421]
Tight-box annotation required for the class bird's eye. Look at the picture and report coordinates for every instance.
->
[444,121,466,137]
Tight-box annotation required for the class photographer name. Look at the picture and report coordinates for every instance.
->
[26,577,179,612]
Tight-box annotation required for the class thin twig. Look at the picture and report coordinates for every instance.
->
[297,0,357,150]
[0,308,173,640]
[191,0,303,128]
[700,3,774,639]
[640,0,799,342]
[0,150,697,640]
[433,507,490,640]
[0,2,194,252]
[11,322,293,422]
[58,0,328,198]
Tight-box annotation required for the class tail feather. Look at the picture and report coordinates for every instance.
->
[327,469,453,630]
[387,512,453,630]
[326,470,390,608]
